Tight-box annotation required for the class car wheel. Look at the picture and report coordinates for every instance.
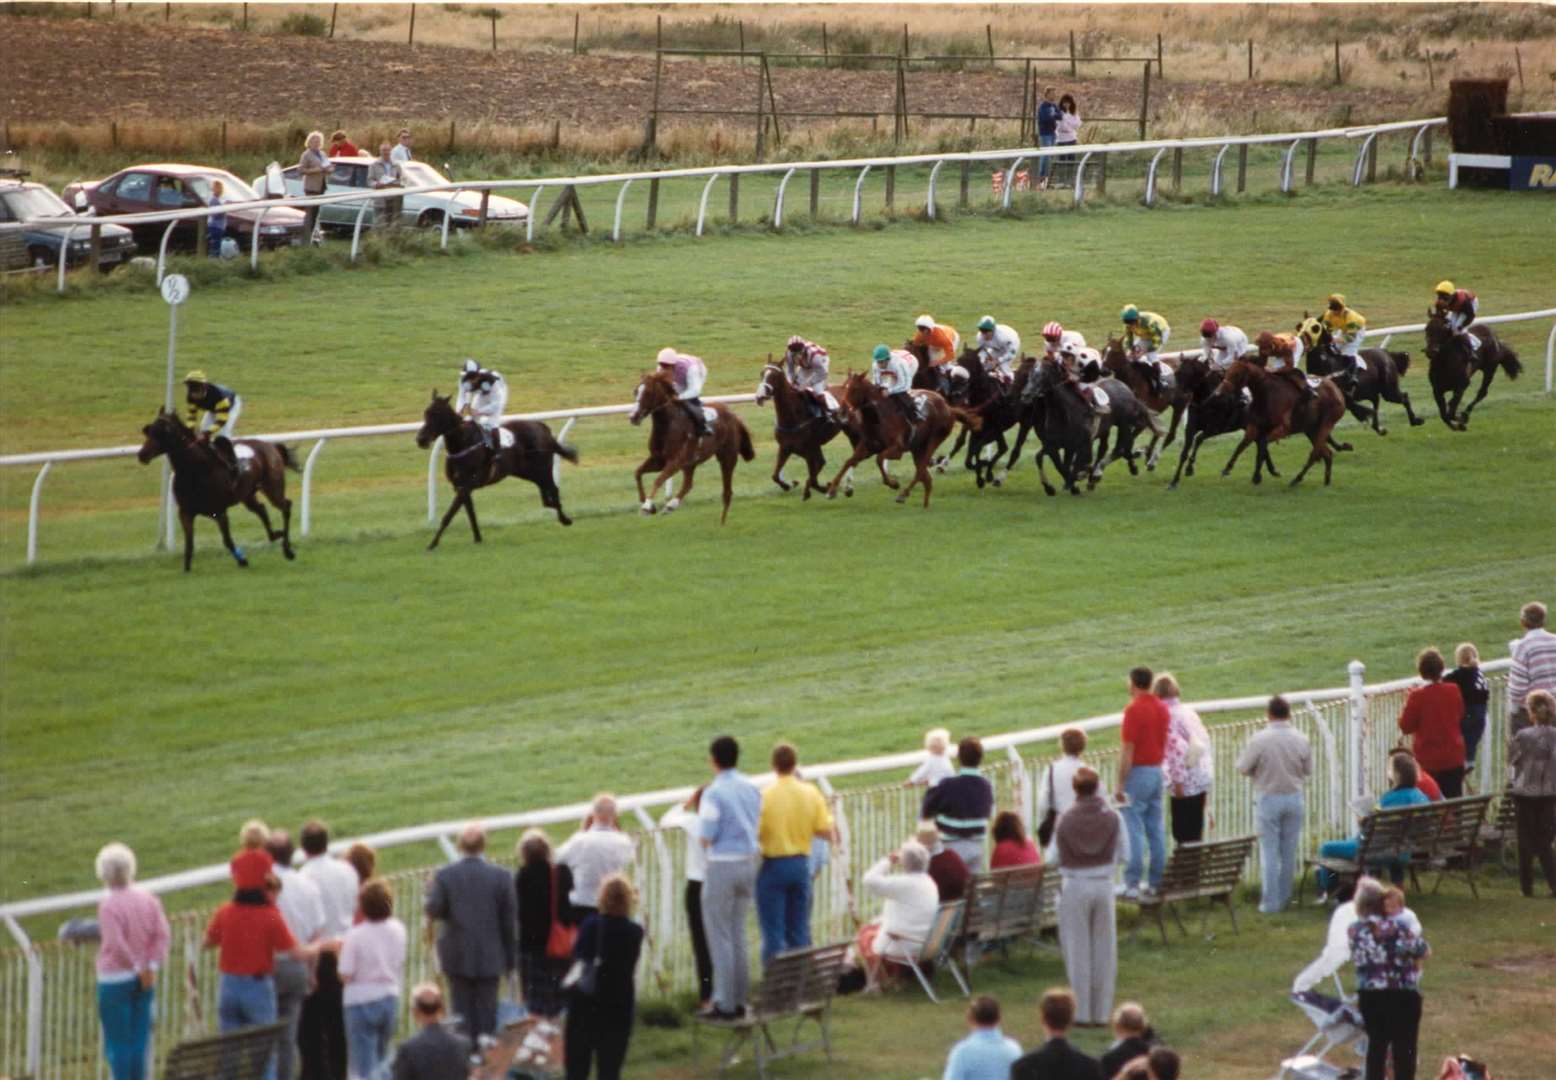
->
[29,246,56,270]
[416,210,446,229]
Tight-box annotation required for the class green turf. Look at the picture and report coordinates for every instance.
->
[1,184,1553,911]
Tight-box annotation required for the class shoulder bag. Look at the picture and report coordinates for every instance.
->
[561,918,602,999]
[1036,764,1059,848]
[544,866,578,961]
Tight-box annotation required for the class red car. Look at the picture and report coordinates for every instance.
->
[63,164,307,252]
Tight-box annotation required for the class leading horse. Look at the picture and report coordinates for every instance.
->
[1423,311,1522,430]
[631,369,755,523]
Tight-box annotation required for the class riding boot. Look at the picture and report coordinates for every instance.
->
[213,436,240,479]
[686,398,713,437]
[894,394,919,440]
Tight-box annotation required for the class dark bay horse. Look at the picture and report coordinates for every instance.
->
[936,346,1019,482]
[415,392,577,549]
[824,374,977,507]
[137,409,298,571]
[1087,376,1157,489]
[631,369,755,523]
[1303,328,1424,435]
[1212,360,1351,487]
[963,355,1036,488]
[1423,312,1522,430]
[754,359,857,500]
[1100,336,1181,469]
[1166,356,1247,490]
[1019,357,1095,495]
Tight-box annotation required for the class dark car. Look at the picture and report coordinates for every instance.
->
[62,164,307,252]
[0,179,138,270]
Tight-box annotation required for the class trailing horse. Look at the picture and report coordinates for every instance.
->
[1423,311,1522,431]
[1212,360,1351,487]
[630,369,755,523]
[415,391,577,549]
[824,373,977,508]
[1303,329,1424,435]
[754,359,858,500]
[1166,355,1246,490]
[137,409,298,572]
[1100,336,1182,469]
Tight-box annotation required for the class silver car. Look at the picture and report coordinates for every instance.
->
[253,157,528,231]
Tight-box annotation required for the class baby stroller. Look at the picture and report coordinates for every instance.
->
[1278,976,1367,1079]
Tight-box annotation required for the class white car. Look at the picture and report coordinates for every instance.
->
[253,157,527,231]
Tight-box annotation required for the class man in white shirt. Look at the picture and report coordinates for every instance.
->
[390,128,414,165]
[266,831,325,1080]
[297,819,358,1075]
[1509,601,1556,732]
[556,794,635,918]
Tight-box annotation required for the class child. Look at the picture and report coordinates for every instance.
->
[1444,642,1490,774]
[205,179,227,258]
[904,727,954,788]
[1380,885,1422,935]
[230,818,274,893]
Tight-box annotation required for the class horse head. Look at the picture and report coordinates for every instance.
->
[1211,359,1257,398]
[415,390,458,449]
[137,408,192,464]
[841,370,878,410]
[1100,335,1128,369]
[754,360,785,407]
[630,370,675,426]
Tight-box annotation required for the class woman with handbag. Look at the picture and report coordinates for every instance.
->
[1157,673,1214,845]
[1036,728,1089,863]
[515,829,577,1020]
[563,874,644,1080]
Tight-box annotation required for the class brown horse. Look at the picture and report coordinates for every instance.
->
[630,369,755,523]
[137,409,298,571]
[1212,360,1351,487]
[754,358,858,500]
[824,373,978,507]
[1100,336,1179,469]
[415,392,578,549]
[1423,312,1522,431]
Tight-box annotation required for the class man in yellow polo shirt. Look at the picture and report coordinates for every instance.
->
[756,743,837,966]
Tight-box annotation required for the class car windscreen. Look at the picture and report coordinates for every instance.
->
[186,172,260,204]
[1,186,74,219]
[399,162,448,187]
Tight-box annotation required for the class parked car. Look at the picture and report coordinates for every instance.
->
[253,157,528,231]
[0,178,138,270]
[63,164,307,252]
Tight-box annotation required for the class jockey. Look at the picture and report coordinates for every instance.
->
[1042,321,1088,372]
[183,369,242,477]
[1433,281,1480,353]
[974,315,1021,386]
[784,335,841,419]
[1256,331,1316,400]
[870,343,920,430]
[454,358,509,452]
[912,314,962,366]
[655,346,713,437]
[1199,318,1249,370]
[1320,293,1368,373]
[1120,305,1173,394]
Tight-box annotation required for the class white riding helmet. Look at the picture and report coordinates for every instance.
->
[915,314,935,331]
[655,347,679,366]
[462,358,479,373]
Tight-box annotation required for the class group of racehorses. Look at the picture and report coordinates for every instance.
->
[135,309,1521,569]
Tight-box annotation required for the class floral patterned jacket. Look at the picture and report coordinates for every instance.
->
[1348,915,1429,991]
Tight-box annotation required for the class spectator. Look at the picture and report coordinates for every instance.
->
[299,820,358,938]
[514,828,575,1019]
[906,727,955,788]
[1037,728,1089,863]
[1056,93,1083,161]
[1010,987,1104,1079]
[698,735,761,1021]
[231,818,274,890]
[1508,689,1556,898]
[1034,86,1062,189]
[1391,747,1443,801]
[916,823,970,902]
[1055,767,1128,1028]
[1236,695,1313,913]
[1115,666,1169,900]
[854,840,939,982]
[1398,648,1467,797]
[328,130,359,157]
[297,820,355,1080]
[1443,643,1490,773]
[1316,754,1430,897]
[942,994,1022,1080]
[344,843,376,890]
[1120,1047,1182,1080]
[922,736,995,872]
[1294,876,1412,993]
[659,789,712,1008]
[563,874,644,1080]
[391,983,469,1080]
[391,128,414,165]
[206,179,228,258]
[367,142,404,230]
[298,131,330,242]
[757,742,835,965]
[990,811,1041,869]
[267,830,325,1080]
[339,879,405,1080]
[557,795,635,922]
[423,822,516,1043]
[1157,673,1214,846]
[1508,601,1556,733]
[1100,1002,1159,1079]
[94,842,170,1080]
[1349,879,1430,1080]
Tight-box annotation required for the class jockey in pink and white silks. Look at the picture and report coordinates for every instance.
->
[974,315,1021,387]
[455,358,509,451]
[1199,319,1249,371]
[784,335,841,418]
[655,347,713,436]
[1041,321,1088,370]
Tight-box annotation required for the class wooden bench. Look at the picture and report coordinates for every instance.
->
[1480,788,1518,871]
[694,941,849,1078]
[163,1022,286,1080]
[956,865,1049,983]
[1301,799,1470,903]
[1120,835,1256,944]
[1409,794,1494,897]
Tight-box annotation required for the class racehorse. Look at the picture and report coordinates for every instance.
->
[754,358,857,500]
[137,408,298,572]
[1099,336,1181,470]
[1212,360,1351,487]
[1302,326,1424,435]
[824,373,977,507]
[416,391,578,549]
[1423,311,1522,431]
[1087,376,1157,489]
[630,369,755,523]
[962,354,1037,488]
[935,346,1019,482]
[903,341,966,403]
[1019,357,1095,495]
[1166,355,1247,490]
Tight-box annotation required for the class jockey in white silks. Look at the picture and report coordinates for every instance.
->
[455,359,509,451]
[1199,319,1250,370]
[784,335,841,418]
[655,346,713,436]
[870,343,921,430]
[974,315,1021,387]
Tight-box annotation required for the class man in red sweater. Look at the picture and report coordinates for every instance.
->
[1115,666,1170,898]
[1398,648,1467,797]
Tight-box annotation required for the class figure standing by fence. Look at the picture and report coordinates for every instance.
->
[95,843,170,1080]
[1236,696,1312,913]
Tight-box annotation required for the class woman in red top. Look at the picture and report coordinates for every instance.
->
[989,811,1042,869]
[1398,648,1467,798]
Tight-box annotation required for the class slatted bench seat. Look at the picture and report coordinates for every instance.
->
[957,865,1049,983]
[1409,794,1493,897]
[163,1022,286,1080]
[694,941,849,1078]
[1120,835,1257,944]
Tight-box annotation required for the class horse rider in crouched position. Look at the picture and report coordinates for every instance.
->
[784,335,842,421]
[1120,305,1173,395]
[1433,280,1480,355]
[912,314,966,398]
[974,315,1021,389]
[871,343,921,435]
[1256,330,1317,401]
[1320,293,1368,378]
[183,369,242,478]
[455,358,509,453]
[656,346,713,437]
[1199,318,1249,371]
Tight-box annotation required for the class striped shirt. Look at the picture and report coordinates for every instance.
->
[921,768,994,841]
[96,885,171,979]
[1509,628,1556,721]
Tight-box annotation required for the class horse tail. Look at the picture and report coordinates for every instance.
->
[1390,351,1411,376]
[276,443,301,473]
[555,441,580,465]
[1499,345,1522,380]
[736,417,756,461]
[950,406,983,432]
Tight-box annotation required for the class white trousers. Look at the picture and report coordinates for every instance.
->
[1058,875,1117,1025]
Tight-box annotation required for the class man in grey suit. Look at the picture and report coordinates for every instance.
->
[424,822,516,1043]
[392,984,471,1080]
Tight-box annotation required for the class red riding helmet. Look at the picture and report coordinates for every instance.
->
[1042,321,1064,340]
[1200,318,1220,337]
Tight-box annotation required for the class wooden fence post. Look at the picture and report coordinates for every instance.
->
[647,50,663,153]
[762,54,782,145]
[1305,137,1317,185]
[329,3,337,38]
[408,4,415,46]
[1069,30,1078,77]
[241,3,246,31]
[1425,51,1435,90]
[1236,143,1247,192]
[164,2,169,21]
[221,120,228,156]
[810,168,820,218]
[490,10,498,51]
[1514,46,1525,92]
[1156,32,1164,77]
[959,160,970,209]
[448,119,456,151]
[656,14,662,51]
[1333,40,1341,85]
[738,20,745,65]
[885,164,895,211]
[1423,126,1433,166]
[1021,59,1034,141]
[987,24,995,67]
[754,54,766,161]
[573,11,580,54]
[728,174,739,223]
[1367,137,1377,183]
[646,177,659,230]
[1248,39,1253,80]
[902,22,909,57]
[1138,62,1151,140]
[110,120,117,148]
[1097,153,1107,195]
[89,223,101,267]
[822,22,829,68]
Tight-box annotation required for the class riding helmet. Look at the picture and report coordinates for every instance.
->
[184,369,208,384]
[977,315,997,332]
[1200,318,1219,336]
[1120,305,1139,323]
[1042,321,1064,340]
[915,314,935,331]
[1327,293,1346,308]
[1434,280,1454,296]
[787,335,806,350]
[872,344,892,363]
[655,347,679,366]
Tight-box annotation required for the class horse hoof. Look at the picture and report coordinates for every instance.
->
[1289,477,1303,488]
[558,514,574,526]
[1410,418,1425,427]
[975,475,986,489]
[236,558,249,568]
[844,486,854,498]
[895,493,908,504]
[826,488,838,500]
[1043,484,1056,497]
[283,546,296,561]
[640,500,656,515]
[1378,428,1388,436]
[992,474,1004,487]
[1252,474,1262,485]
[665,497,682,513]
[802,487,812,502]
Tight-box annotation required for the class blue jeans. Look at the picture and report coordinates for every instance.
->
[1257,793,1305,912]
[1121,766,1166,890]
[207,225,225,257]
[1037,133,1057,178]
[99,980,154,1080]
[1316,837,1408,894]
[218,974,277,1080]
[1462,703,1488,765]
[344,994,398,1080]
[755,855,811,966]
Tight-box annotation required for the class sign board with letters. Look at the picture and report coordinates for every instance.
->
[1508,157,1556,190]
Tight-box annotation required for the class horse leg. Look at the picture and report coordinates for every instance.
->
[1033,447,1058,497]
[1461,364,1497,424]
[1445,384,1469,430]
[635,455,665,512]
[429,490,465,549]
[876,453,900,490]
[179,509,197,572]
[1221,434,1253,478]
[1393,385,1425,427]
[242,494,279,542]
[214,511,248,568]
[938,425,968,473]
[1167,421,1198,490]
[1005,419,1031,473]
[263,472,296,560]
[539,477,573,526]
[663,462,696,513]
[771,444,794,492]
[717,451,736,525]
[462,490,483,542]
[826,445,870,499]
[1161,400,1184,450]
[989,431,1010,486]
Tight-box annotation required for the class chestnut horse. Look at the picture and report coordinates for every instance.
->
[1212,360,1351,487]
[1423,312,1522,431]
[754,359,858,500]
[1099,336,1180,469]
[824,374,977,507]
[630,369,755,523]
[415,392,578,549]
[137,409,298,571]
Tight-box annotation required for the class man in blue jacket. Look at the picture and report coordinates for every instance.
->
[1036,86,1062,188]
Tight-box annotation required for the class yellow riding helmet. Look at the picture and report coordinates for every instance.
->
[1326,294,1345,308]
[184,369,208,384]
[1434,280,1455,296]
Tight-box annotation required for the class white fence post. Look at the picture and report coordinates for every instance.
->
[773,167,797,229]
[1352,131,1380,187]
[1211,143,1232,196]
[851,165,872,225]
[426,436,444,523]
[1002,156,1028,210]
[1347,659,1368,807]
[26,462,51,565]
[350,202,371,262]
[1143,147,1168,206]
[154,220,178,286]
[612,179,634,243]
[3,915,40,1078]
[1545,319,1556,394]
[926,159,945,219]
[1280,138,1302,193]
[300,438,328,537]
[439,191,464,249]
[54,223,86,295]
[1072,150,1095,206]
[695,173,722,237]
[553,418,576,487]
[250,206,268,273]
[526,185,545,243]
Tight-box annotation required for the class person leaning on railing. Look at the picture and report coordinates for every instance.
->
[1508,601,1556,734]
[1397,648,1467,798]
[1507,689,1556,898]
[94,842,171,1080]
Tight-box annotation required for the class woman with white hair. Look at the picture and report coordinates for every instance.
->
[854,839,939,983]
[94,843,170,1080]
[298,130,330,242]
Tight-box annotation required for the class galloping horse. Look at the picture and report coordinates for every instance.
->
[1019,357,1095,496]
[138,409,298,571]
[1423,311,1522,431]
[1166,355,1246,490]
[1302,325,1424,435]
[937,347,1020,482]
[755,359,857,500]
[824,374,976,507]
[416,392,578,549]
[631,369,755,523]
[962,355,1037,488]
[1212,360,1351,487]
[1099,336,1180,469]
